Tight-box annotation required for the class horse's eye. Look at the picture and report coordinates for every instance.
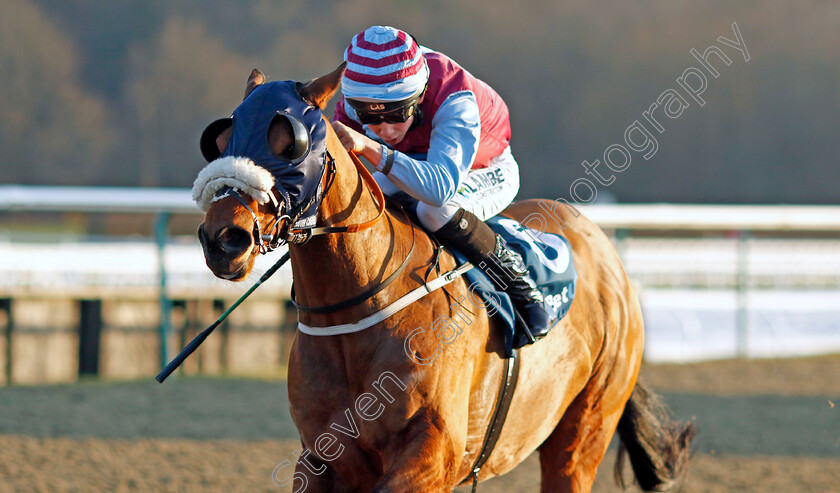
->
[270,112,310,163]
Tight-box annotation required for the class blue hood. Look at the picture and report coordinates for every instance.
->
[221,81,327,225]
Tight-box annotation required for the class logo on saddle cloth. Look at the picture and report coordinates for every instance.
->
[462,216,578,352]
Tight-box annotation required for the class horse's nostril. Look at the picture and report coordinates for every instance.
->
[218,227,252,253]
[198,225,209,246]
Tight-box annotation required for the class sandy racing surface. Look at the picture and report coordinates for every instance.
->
[1,355,838,492]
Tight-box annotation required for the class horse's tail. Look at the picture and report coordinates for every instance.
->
[613,379,695,492]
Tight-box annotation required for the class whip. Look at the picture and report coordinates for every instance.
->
[155,251,290,383]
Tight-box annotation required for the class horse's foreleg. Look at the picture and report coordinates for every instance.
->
[274,450,353,493]
[370,414,457,493]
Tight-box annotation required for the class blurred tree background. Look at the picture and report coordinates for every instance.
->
[1,0,837,204]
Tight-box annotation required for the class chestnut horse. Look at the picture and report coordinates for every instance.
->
[196,65,693,492]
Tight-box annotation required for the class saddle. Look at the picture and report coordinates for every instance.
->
[456,215,577,354]
[387,192,578,354]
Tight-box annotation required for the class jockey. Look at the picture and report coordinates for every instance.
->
[332,25,554,339]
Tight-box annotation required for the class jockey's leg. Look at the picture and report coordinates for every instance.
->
[430,208,555,340]
[415,152,555,339]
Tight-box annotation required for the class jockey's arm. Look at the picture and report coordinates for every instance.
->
[333,92,481,207]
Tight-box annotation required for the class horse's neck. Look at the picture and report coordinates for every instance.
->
[289,136,402,313]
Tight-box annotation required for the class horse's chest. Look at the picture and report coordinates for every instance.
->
[290,367,414,462]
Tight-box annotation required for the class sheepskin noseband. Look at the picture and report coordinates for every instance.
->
[191,156,274,212]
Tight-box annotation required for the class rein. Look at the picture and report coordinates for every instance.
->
[270,147,420,315]
[284,150,386,245]
[291,205,417,314]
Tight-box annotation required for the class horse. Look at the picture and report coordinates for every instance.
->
[195,65,694,492]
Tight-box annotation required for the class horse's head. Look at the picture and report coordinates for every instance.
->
[194,65,344,280]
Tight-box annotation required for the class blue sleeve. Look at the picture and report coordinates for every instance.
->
[378,91,481,207]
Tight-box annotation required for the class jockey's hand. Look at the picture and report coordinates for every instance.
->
[331,121,366,153]
[331,121,386,167]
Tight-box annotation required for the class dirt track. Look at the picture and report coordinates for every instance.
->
[1,355,839,492]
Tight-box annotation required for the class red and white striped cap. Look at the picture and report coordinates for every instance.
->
[342,26,429,102]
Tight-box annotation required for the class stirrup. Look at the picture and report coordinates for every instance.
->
[487,236,554,339]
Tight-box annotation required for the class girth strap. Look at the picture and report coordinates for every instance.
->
[297,261,474,336]
[466,348,521,492]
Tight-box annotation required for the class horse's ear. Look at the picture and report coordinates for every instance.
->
[200,118,233,162]
[299,62,346,109]
[244,69,266,100]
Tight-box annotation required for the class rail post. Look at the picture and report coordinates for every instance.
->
[78,299,103,376]
[155,212,172,369]
[1,298,12,385]
[735,229,750,357]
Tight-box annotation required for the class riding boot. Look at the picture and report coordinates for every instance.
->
[434,209,555,340]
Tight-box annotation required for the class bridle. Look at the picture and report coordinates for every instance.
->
[216,147,386,254]
[217,186,288,254]
[221,145,420,315]
[162,141,399,380]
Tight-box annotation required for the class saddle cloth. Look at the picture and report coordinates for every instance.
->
[452,215,578,354]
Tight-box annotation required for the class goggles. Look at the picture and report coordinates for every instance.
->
[346,93,423,125]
